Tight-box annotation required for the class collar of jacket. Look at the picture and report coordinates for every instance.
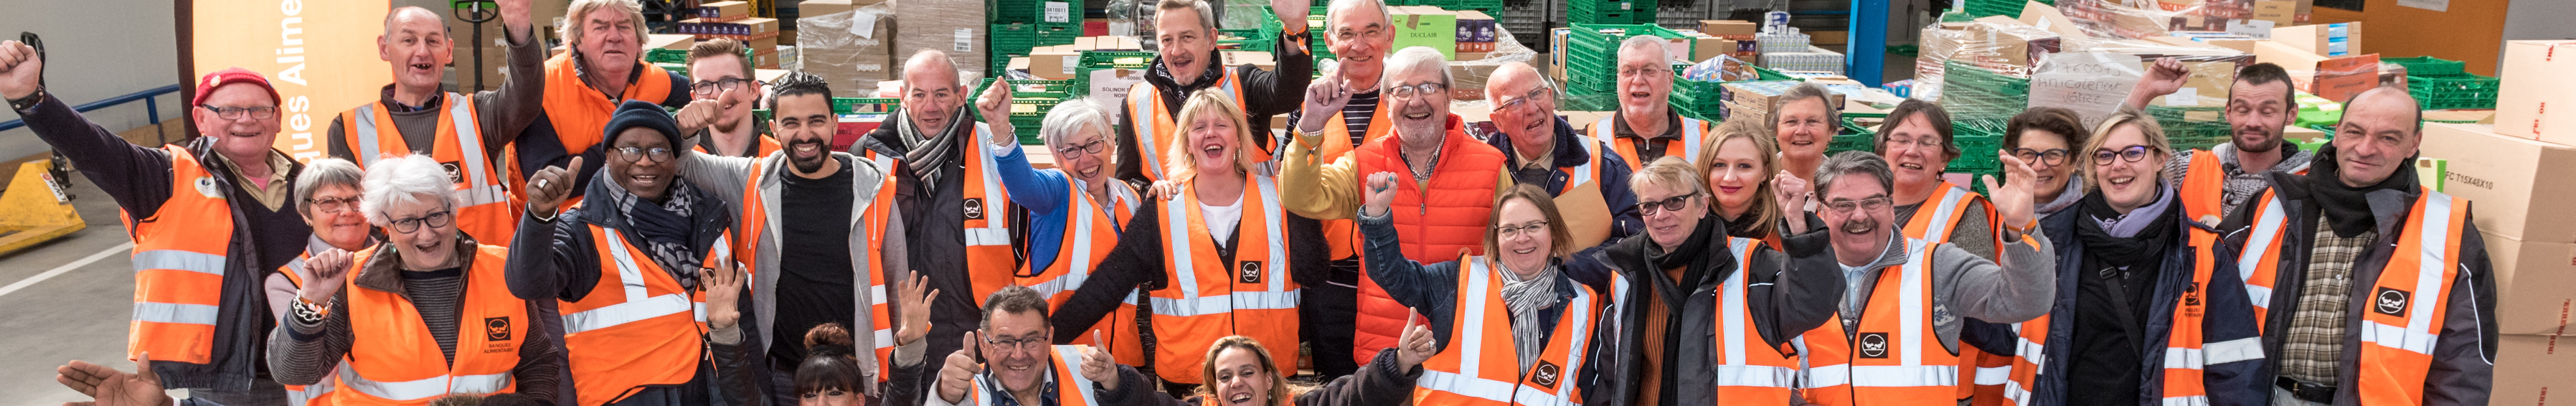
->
[1781,225,1909,271]
[1604,214,1741,287]
[354,233,486,296]
[1488,116,1593,169]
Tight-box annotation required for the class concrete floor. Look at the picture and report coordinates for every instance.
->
[0,171,176,405]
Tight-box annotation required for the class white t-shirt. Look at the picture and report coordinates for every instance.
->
[1199,198,1244,243]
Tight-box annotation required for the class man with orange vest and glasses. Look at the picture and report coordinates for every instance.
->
[267,155,567,405]
[973,97,1150,372]
[325,0,543,244]
[1785,151,2057,406]
[1273,0,1395,378]
[1592,36,1717,172]
[674,39,781,159]
[1968,110,2268,406]
[1482,62,1641,249]
[923,286,1120,406]
[851,50,1022,376]
[2123,60,2315,224]
[668,71,919,406]
[518,0,695,202]
[1280,47,1512,383]
[1115,0,1311,184]
[508,100,740,406]
[4,39,310,402]
[1049,90,1327,393]
[2212,88,2496,405]
[1570,157,1842,406]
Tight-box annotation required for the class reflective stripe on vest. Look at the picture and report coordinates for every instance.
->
[2237,192,2288,328]
[335,363,511,402]
[1151,174,1298,384]
[346,94,518,242]
[1906,185,1971,243]
[565,233,699,334]
[1591,116,1706,171]
[1714,237,1801,402]
[1413,255,1596,406]
[1799,239,1961,405]
[126,146,235,364]
[2359,189,2469,405]
[335,245,527,405]
[1126,72,1245,181]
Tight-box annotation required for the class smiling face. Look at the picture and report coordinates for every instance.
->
[577,9,641,76]
[1052,123,1116,187]
[1185,110,1242,176]
[1773,97,1832,164]
[2090,123,2166,214]
[1491,199,1554,278]
[1707,137,1770,218]
[192,84,283,164]
[2015,128,2074,202]
[2332,90,2422,188]
[689,56,761,133]
[1385,60,1450,144]
[303,184,372,250]
[1633,181,1707,250]
[379,8,453,94]
[1486,66,1556,156]
[2225,78,2294,154]
[979,309,1050,396]
[1209,347,1276,406]
[902,58,966,133]
[1326,4,1393,87]
[773,93,838,173]
[379,196,458,270]
[1155,6,1214,85]
[1877,113,1950,202]
[1615,46,1671,120]
[1818,171,1894,265]
[608,128,679,201]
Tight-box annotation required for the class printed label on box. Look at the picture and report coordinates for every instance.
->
[1047,1,1071,23]
[954,29,974,52]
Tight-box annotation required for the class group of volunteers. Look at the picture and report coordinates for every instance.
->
[4,0,2496,404]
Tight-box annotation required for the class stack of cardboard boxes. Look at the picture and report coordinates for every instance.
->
[797,0,895,97]
[895,0,991,77]
[1454,11,1496,57]
[681,1,783,68]
[2417,39,2576,406]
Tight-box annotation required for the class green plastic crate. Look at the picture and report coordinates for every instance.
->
[831,98,902,115]
[991,0,1086,25]
[2407,73,2500,110]
[646,48,690,65]
[2384,56,2465,77]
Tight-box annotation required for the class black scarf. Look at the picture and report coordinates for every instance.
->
[2305,143,2418,237]
[1647,214,1727,273]
[2075,190,2179,267]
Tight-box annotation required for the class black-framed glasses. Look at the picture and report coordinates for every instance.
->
[690,77,755,95]
[304,196,360,214]
[2011,148,2072,166]
[2092,146,2156,164]
[983,333,1051,355]
[1494,220,1551,238]
[1823,197,1892,214]
[1636,194,1694,216]
[1055,138,1107,155]
[388,211,453,233]
[1385,82,1448,100]
[199,105,279,121]
[1494,87,1554,111]
[612,146,676,163]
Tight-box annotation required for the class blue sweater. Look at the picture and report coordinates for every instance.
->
[992,143,1131,272]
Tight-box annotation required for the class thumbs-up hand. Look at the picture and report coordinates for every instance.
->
[938,332,983,403]
[525,156,584,215]
[1080,343,1120,391]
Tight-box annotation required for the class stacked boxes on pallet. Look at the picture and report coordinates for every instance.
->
[989,0,1084,74]
[1938,60,2027,182]
[681,1,784,68]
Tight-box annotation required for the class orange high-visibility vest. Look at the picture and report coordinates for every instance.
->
[2234,189,2292,329]
[539,53,676,157]
[864,123,1019,306]
[961,346,1105,406]
[1708,237,1803,405]
[1019,178,1146,367]
[1796,238,1961,406]
[692,134,782,158]
[1124,71,1247,181]
[339,93,522,243]
[1347,117,1507,368]
[2176,150,2227,224]
[1986,227,2264,406]
[1151,174,1301,384]
[735,155,903,387]
[1590,115,1709,171]
[277,251,341,406]
[329,244,528,405]
[124,146,234,365]
[1310,98,1389,261]
[2353,189,2470,405]
[562,224,725,406]
[1411,255,1603,406]
[1894,183,2004,405]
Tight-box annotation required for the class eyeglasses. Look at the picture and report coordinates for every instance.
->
[1385,82,1448,100]
[1618,66,1672,78]
[983,334,1051,355]
[1823,197,1892,214]
[1055,138,1107,155]
[690,77,755,95]
[2092,146,2156,164]
[388,211,454,233]
[1494,87,1554,111]
[1636,194,1694,216]
[1884,135,1943,150]
[612,146,676,163]
[1331,27,1387,43]
[1494,220,1551,239]
[199,105,279,121]
[2011,148,2072,166]
[304,196,360,214]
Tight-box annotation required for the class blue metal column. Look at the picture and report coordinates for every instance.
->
[1847,0,1889,86]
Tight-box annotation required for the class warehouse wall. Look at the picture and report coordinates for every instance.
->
[0,0,184,156]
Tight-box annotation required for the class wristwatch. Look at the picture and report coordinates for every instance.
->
[6,87,44,111]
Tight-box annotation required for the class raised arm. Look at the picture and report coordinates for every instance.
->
[471,0,548,154]
[1,39,178,217]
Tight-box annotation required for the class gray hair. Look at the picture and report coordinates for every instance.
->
[1157,0,1219,34]
[1039,100,1116,149]
[1618,35,1670,65]
[1814,151,1895,199]
[1485,62,1555,101]
[294,158,364,215]
[1771,82,1841,131]
[562,0,648,51]
[1381,47,1453,90]
[1324,0,1393,31]
[359,154,461,227]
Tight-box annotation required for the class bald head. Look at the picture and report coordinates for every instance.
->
[899,49,969,135]
[2328,86,2425,188]
[902,50,963,93]
[1486,62,1546,98]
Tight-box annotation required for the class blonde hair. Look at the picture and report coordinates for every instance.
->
[562,0,648,54]
[1485,184,1576,258]
[1165,90,1262,184]
[1695,120,1781,237]
[2080,108,2174,193]
[1197,336,1296,406]
[1630,156,1710,201]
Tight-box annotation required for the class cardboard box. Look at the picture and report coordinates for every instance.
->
[1222,51,1275,71]
[1691,37,1740,62]
[647,34,696,51]
[802,0,856,17]
[2417,123,2576,243]
[897,0,989,77]
[1390,6,1458,59]
[2016,1,2090,40]
[799,4,895,97]
[1965,16,2062,67]
[1699,20,1758,38]
[2251,0,2296,25]
[2496,334,2576,405]
[1028,47,1081,80]
[1808,30,1849,46]
[2309,54,2378,103]
[2250,39,2329,71]
[2271,22,2359,57]
[2496,40,2576,146]
[2479,232,2576,336]
[1454,11,1496,44]
[699,1,752,19]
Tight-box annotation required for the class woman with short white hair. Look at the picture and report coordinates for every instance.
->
[981,100,1151,367]
[267,154,567,405]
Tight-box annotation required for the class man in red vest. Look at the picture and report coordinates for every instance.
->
[1280,46,1511,372]
[324,0,543,244]
[2215,87,2495,406]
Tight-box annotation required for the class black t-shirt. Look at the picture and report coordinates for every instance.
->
[769,156,860,367]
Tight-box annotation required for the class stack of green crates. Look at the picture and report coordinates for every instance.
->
[1940,60,2030,125]
[1834,113,1888,155]
[1568,0,1648,24]
[1962,0,2048,18]
[991,0,1085,27]
[1565,24,1689,94]
[2148,105,2234,148]
[990,23,1085,74]
[1670,65,1793,122]
[831,98,902,115]
[646,49,692,75]
[2389,57,2499,110]
[1067,50,1156,98]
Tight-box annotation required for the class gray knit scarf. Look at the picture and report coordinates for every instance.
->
[1494,260,1562,372]
[895,105,973,185]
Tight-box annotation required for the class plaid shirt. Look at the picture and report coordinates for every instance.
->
[2277,222,2374,383]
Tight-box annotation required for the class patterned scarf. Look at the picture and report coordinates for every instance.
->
[895,105,973,186]
[604,176,706,291]
[1495,259,1562,372]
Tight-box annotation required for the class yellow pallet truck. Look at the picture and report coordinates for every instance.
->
[0,156,87,255]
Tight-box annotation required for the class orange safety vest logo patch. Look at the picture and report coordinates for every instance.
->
[484,317,513,341]
[1858,333,1891,359]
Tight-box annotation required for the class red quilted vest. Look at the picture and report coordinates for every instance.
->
[1347,114,1507,364]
